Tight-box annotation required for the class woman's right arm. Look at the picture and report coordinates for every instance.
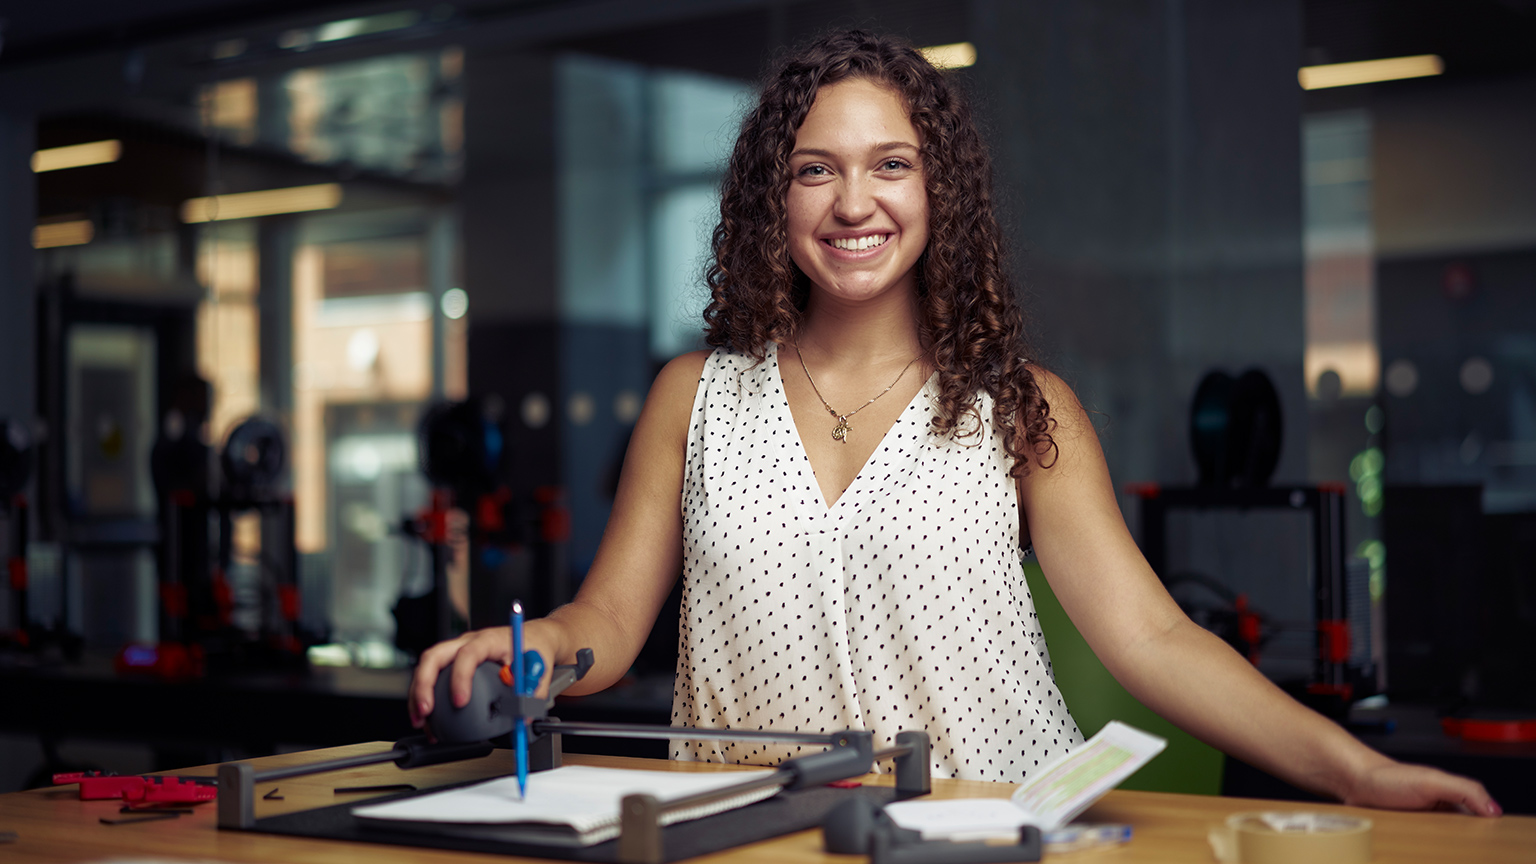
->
[409,350,711,727]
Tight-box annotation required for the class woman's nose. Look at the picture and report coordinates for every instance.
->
[832,175,876,223]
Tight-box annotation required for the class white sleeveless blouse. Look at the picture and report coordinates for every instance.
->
[670,344,1084,782]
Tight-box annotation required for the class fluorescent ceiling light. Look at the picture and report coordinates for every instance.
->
[1299,55,1444,90]
[32,140,121,173]
[316,10,420,43]
[921,42,977,70]
[281,10,421,49]
[181,183,344,223]
[33,220,94,249]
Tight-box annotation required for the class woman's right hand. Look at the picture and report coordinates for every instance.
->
[408,619,568,731]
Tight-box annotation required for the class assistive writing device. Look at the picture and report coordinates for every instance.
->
[217,644,936,864]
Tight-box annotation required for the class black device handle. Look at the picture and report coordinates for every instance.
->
[391,735,495,769]
[782,730,874,790]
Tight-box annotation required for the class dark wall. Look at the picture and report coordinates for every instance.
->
[978,0,1306,497]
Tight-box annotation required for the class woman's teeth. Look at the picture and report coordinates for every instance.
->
[829,234,888,251]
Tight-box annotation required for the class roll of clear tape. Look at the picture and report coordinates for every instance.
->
[1208,811,1373,864]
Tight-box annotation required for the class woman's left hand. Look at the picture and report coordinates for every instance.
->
[1343,761,1502,816]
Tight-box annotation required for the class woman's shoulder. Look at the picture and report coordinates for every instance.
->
[631,351,714,450]
[1014,362,1098,477]
[654,343,783,403]
[1022,362,1082,415]
[652,350,714,401]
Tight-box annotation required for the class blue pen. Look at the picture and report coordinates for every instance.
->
[511,600,527,799]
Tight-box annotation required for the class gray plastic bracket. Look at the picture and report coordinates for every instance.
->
[617,792,664,864]
[216,762,255,829]
[530,714,563,771]
[894,730,932,798]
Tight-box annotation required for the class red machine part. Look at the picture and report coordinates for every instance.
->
[536,486,570,543]
[55,772,143,800]
[419,490,454,544]
[1306,682,1354,701]
[1317,619,1351,663]
[1233,594,1262,665]
[113,642,206,679]
[159,583,189,620]
[124,776,217,804]
[277,583,301,622]
[54,772,216,803]
[1441,717,1536,743]
[211,570,234,626]
[477,488,512,533]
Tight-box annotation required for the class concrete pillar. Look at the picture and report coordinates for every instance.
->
[257,216,297,433]
[461,50,562,627]
[427,207,456,399]
[463,48,561,481]
[0,113,36,641]
[461,52,658,623]
[0,113,35,433]
[556,56,652,598]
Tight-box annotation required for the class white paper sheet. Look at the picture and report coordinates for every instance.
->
[1009,720,1166,829]
[884,798,1034,842]
[352,765,780,844]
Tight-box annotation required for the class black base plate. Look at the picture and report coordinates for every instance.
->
[251,779,898,862]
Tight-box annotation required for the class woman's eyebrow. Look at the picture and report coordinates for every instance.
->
[789,141,920,159]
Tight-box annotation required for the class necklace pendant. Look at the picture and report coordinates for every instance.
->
[831,416,850,443]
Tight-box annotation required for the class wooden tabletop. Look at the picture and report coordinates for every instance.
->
[2,743,1531,863]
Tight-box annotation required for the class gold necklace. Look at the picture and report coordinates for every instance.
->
[794,342,921,444]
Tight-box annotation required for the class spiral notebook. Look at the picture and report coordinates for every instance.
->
[353,765,781,847]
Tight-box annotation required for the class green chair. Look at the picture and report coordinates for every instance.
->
[1023,560,1224,795]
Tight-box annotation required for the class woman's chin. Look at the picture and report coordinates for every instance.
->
[807,274,920,307]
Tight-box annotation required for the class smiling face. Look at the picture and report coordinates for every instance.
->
[786,78,930,309]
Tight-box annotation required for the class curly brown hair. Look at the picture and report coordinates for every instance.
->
[702,29,1055,474]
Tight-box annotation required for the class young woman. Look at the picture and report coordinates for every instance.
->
[411,30,1499,814]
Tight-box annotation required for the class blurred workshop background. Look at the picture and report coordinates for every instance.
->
[0,0,1532,809]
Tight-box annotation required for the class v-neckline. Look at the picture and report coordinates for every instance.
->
[769,343,934,512]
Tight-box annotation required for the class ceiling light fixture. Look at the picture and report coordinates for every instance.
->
[32,140,122,173]
[920,42,977,70]
[181,183,344,223]
[33,220,95,249]
[279,10,423,51]
[316,10,421,43]
[1299,55,1444,90]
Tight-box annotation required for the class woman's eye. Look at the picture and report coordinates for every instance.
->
[799,164,829,176]
[881,159,910,171]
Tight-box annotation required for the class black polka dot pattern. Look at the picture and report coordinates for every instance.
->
[670,345,1084,782]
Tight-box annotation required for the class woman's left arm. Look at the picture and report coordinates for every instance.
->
[1017,369,1501,816]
